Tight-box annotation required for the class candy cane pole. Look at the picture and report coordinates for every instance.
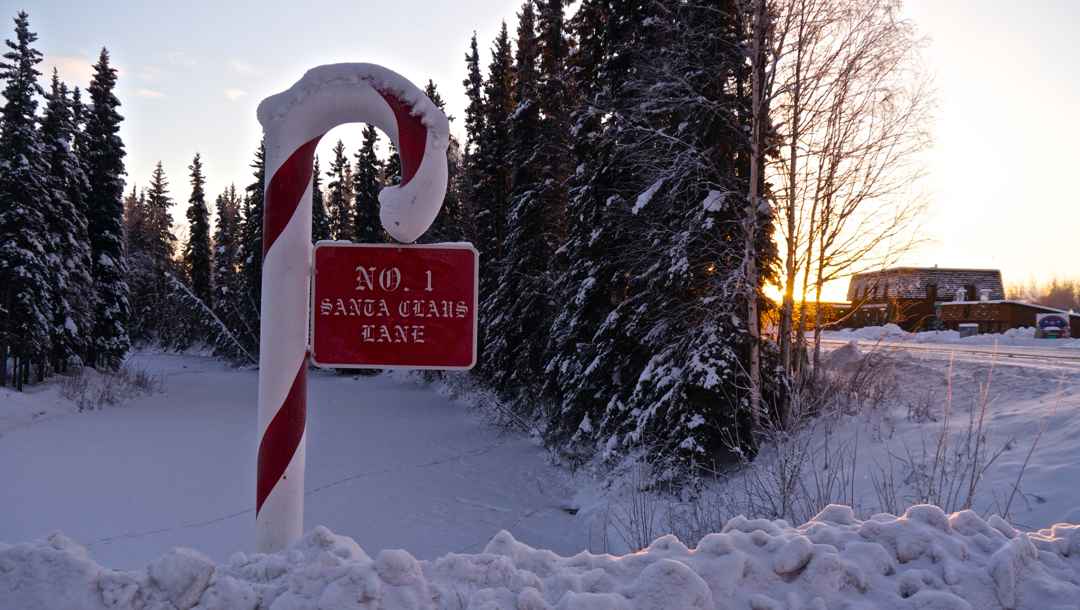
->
[255,64,449,552]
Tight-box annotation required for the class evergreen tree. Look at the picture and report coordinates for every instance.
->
[461,33,485,160]
[481,0,569,395]
[145,161,176,269]
[184,153,212,305]
[326,139,353,240]
[40,69,94,372]
[563,1,775,472]
[240,141,265,313]
[422,79,465,243]
[352,125,382,243]
[311,155,330,242]
[127,162,176,343]
[382,141,401,187]
[83,47,129,369]
[212,184,255,349]
[0,11,51,388]
[473,21,515,272]
[123,185,147,252]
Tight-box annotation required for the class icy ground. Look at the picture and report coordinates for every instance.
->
[0,351,586,571]
[4,342,1080,608]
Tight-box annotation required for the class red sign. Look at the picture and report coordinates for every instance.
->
[311,243,478,369]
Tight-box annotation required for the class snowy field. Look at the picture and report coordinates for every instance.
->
[0,351,586,571]
[4,339,1080,608]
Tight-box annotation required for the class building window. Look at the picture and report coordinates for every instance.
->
[965,284,976,301]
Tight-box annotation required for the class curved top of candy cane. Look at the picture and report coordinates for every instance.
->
[257,63,449,243]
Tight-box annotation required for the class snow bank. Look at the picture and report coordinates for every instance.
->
[5,507,1079,610]
[828,325,1080,348]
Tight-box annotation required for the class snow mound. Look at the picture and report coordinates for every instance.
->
[829,325,1080,348]
[4,508,1080,610]
[822,340,863,369]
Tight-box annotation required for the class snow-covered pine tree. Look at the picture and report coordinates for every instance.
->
[40,70,94,374]
[145,162,177,272]
[123,186,147,252]
[326,139,353,240]
[311,156,330,243]
[481,0,571,397]
[471,22,514,268]
[0,11,52,388]
[352,125,382,243]
[83,47,129,369]
[459,32,486,245]
[542,0,645,454]
[240,141,265,315]
[212,184,256,350]
[421,79,465,243]
[382,141,401,188]
[184,153,212,306]
[585,1,777,476]
[128,162,177,344]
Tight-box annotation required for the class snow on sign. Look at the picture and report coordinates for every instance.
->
[311,242,478,369]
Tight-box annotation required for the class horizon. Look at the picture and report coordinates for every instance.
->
[8,0,1079,300]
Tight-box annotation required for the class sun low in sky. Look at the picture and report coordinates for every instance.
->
[16,0,1079,301]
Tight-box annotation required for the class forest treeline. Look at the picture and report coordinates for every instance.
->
[1,0,939,479]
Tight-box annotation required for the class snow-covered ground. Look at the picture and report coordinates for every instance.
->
[4,342,1080,608]
[0,351,586,571]
[5,505,1080,609]
[823,323,1080,350]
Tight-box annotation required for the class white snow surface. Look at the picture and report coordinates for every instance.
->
[0,352,585,571]
[6,349,1080,608]
[823,324,1080,349]
[632,179,664,215]
[5,506,1080,610]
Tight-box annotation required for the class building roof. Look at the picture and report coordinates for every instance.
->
[847,267,1005,302]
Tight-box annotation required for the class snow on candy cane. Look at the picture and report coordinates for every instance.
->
[254,64,449,552]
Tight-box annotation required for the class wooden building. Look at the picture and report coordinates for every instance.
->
[938,301,1080,338]
[842,267,1005,331]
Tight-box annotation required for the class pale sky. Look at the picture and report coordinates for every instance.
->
[7,1,1078,298]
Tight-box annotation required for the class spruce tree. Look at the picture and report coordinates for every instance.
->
[472,22,514,266]
[382,142,401,187]
[41,69,94,372]
[352,125,382,243]
[481,0,571,396]
[240,142,265,313]
[311,155,330,242]
[578,1,774,472]
[422,79,465,243]
[326,139,353,240]
[127,162,176,343]
[0,11,51,388]
[184,153,212,306]
[461,33,485,160]
[459,32,486,247]
[83,47,129,369]
[212,184,254,348]
[145,161,177,270]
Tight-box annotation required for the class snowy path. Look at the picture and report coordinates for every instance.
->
[0,352,586,570]
[820,337,1080,371]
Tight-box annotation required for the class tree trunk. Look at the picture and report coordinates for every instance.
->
[746,0,769,429]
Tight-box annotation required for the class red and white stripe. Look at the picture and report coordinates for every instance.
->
[255,64,449,552]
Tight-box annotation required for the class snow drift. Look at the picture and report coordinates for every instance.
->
[4,505,1079,610]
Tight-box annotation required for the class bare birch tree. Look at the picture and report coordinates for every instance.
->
[768,0,933,376]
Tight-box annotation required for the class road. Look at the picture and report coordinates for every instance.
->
[821,337,1080,371]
